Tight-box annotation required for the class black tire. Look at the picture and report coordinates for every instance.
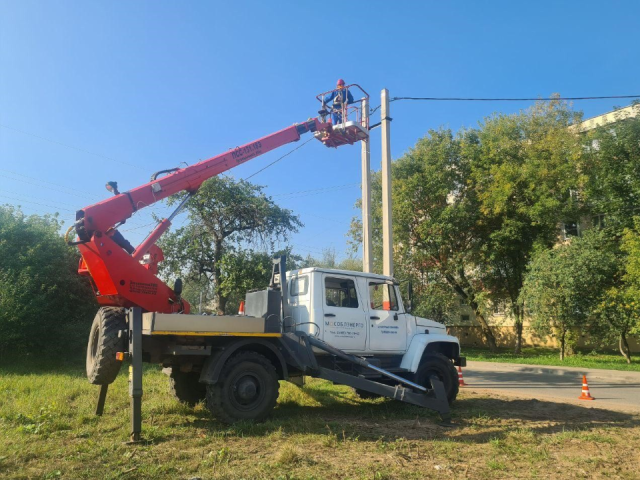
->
[205,351,280,424]
[86,307,127,385]
[169,370,206,406]
[414,353,459,404]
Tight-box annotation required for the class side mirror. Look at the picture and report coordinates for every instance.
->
[406,281,413,313]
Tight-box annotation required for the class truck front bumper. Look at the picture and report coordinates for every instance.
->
[454,356,466,367]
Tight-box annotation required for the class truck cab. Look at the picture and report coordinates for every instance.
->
[286,267,464,398]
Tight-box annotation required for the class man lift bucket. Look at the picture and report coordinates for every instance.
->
[315,80,370,148]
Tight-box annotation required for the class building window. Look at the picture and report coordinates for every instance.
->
[563,221,579,240]
[461,314,470,322]
[493,300,506,315]
[459,297,467,306]
[593,214,606,229]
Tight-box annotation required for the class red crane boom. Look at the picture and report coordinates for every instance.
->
[71,85,369,315]
[73,118,330,314]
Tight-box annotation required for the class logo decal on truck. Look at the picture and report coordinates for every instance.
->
[129,281,158,295]
[324,320,365,338]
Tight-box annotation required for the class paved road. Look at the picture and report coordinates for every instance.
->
[462,361,640,412]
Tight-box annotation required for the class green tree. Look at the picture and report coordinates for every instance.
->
[391,128,501,350]
[580,110,640,235]
[158,177,302,314]
[469,99,583,353]
[594,218,640,363]
[521,230,619,360]
[0,206,96,359]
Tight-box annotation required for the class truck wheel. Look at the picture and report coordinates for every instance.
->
[414,353,459,404]
[86,307,127,385]
[205,351,280,424]
[169,370,206,406]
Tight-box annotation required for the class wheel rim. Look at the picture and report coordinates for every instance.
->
[229,372,265,411]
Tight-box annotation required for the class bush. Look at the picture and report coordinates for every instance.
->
[0,206,96,360]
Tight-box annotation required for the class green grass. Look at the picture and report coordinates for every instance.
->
[463,346,640,372]
[1,358,640,479]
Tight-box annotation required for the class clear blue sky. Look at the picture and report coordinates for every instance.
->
[1,1,639,263]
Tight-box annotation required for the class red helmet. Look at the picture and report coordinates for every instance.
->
[337,78,345,87]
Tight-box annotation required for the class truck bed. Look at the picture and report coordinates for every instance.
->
[141,313,281,337]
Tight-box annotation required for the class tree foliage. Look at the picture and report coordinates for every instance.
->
[469,100,583,352]
[158,176,302,314]
[580,108,640,235]
[521,230,619,360]
[0,206,96,359]
[350,100,583,352]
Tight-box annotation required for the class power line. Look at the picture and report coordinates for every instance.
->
[0,169,102,200]
[0,124,144,170]
[0,194,75,212]
[272,182,360,198]
[244,137,314,180]
[369,94,640,115]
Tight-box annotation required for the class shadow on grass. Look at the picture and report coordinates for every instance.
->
[0,360,161,378]
[178,387,640,444]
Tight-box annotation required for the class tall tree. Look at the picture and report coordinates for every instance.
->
[521,230,619,360]
[595,219,640,363]
[158,176,302,314]
[392,128,500,351]
[469,99,583,353]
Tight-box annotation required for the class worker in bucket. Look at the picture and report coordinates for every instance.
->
[323,79,354,124]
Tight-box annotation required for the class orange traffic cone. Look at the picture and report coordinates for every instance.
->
[457,366,467,387]
[238,301,245,315]
[578,375,594,400]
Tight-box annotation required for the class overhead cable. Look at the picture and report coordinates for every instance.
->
[369,94,640,115]
[244,137,314,180]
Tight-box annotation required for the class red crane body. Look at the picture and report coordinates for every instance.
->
[73,86,369,316]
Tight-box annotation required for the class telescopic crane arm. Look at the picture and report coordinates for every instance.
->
[73,84,369,316]
[76,119,326,242]
[73,118,331,315]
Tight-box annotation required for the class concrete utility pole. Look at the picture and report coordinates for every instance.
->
[361,96,372,273]
[381,89,393,277]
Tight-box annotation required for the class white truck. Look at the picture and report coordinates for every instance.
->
[285,266,463,402]
[87,257,465,440]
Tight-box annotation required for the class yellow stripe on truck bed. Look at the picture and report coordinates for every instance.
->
[150,331,282,337]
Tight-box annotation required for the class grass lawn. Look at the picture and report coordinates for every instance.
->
[463,346,640,372]
[1,360,640,479]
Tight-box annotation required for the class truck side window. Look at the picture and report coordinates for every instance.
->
[289,276,308,296]
[325,277,359,308]
[369,282,398,311]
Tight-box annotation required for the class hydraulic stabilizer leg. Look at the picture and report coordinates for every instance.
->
[95,384,108,416]
[127,307,143,443]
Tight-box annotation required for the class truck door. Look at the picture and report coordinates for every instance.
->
[321,274,366,351]
[367,281,407,352]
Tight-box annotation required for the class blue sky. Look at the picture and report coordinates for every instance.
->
[1,1,639,263]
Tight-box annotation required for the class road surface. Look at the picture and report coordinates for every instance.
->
[463,361,640,412]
